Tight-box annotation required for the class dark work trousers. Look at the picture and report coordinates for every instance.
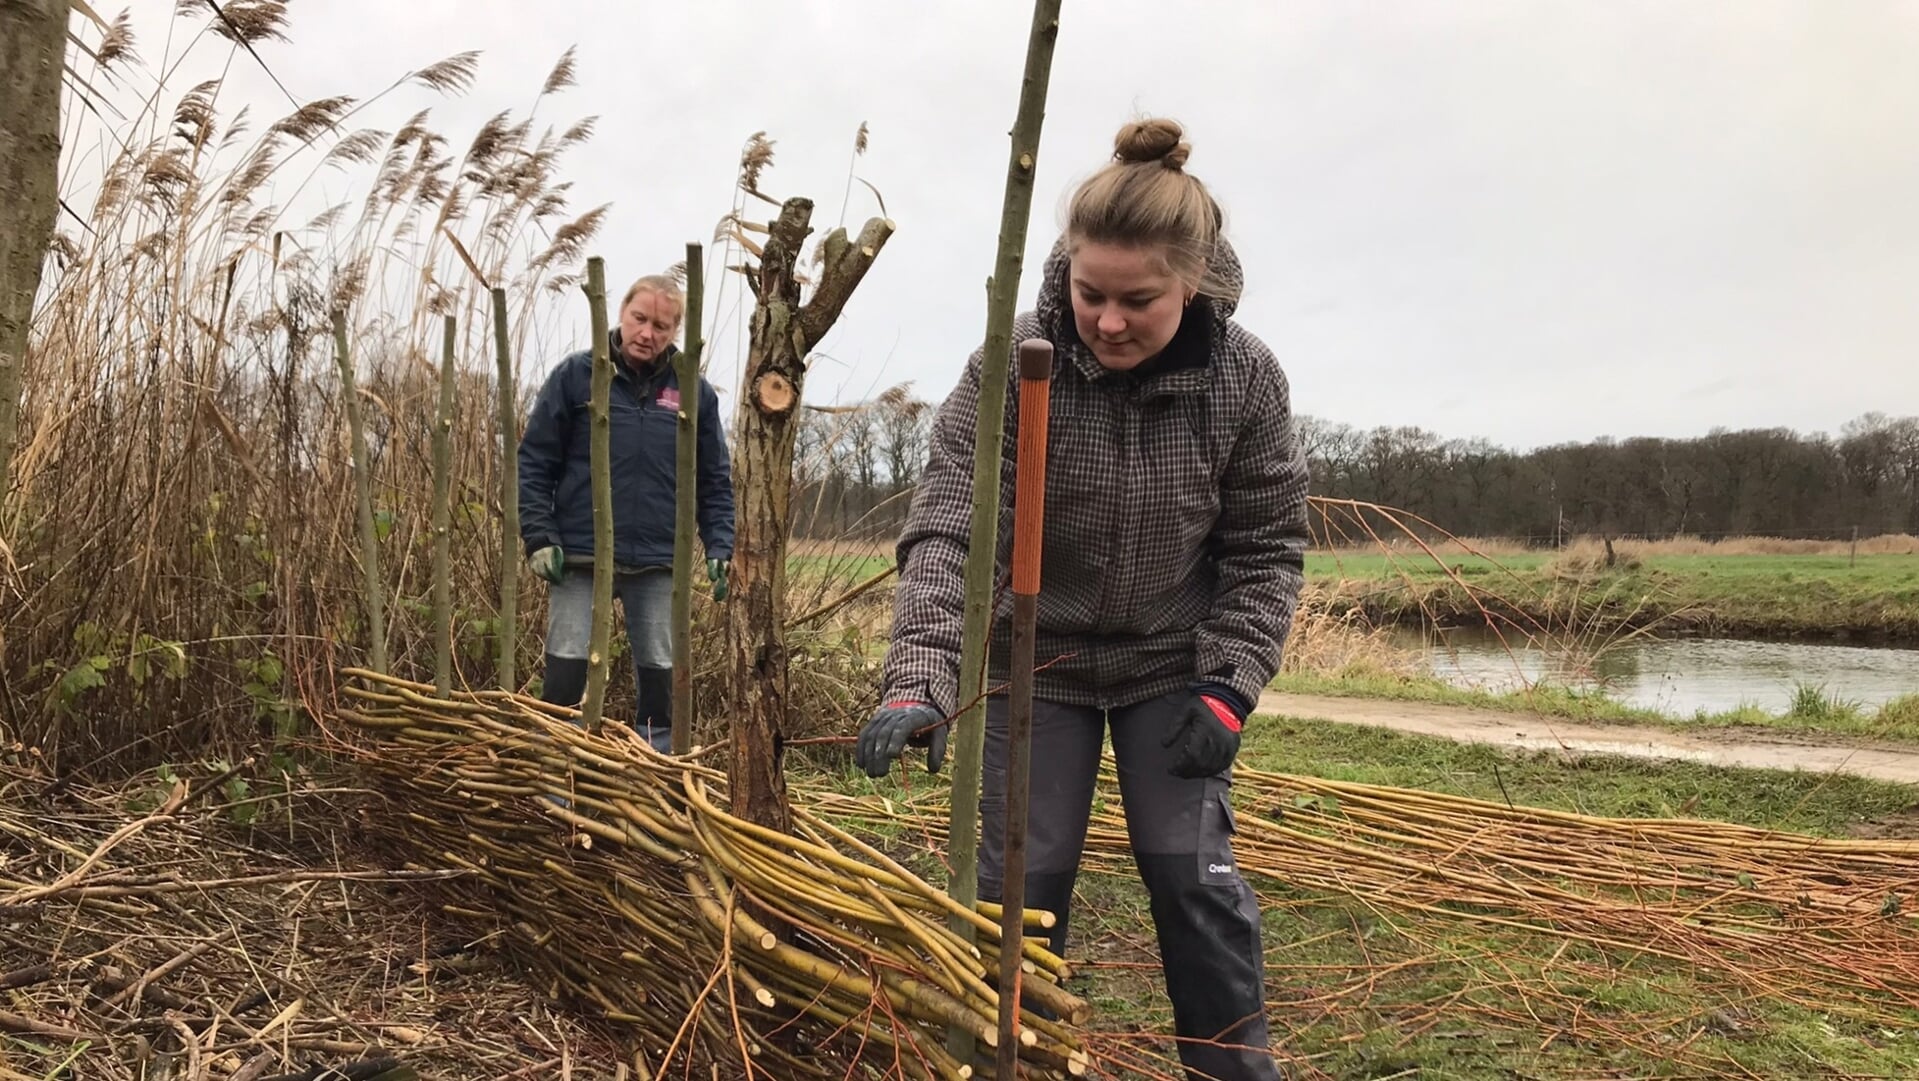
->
[978,691,1283,1081]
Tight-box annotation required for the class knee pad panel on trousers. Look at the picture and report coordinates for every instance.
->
[1134,852,1283,1081]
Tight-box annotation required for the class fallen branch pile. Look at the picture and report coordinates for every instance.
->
[817,760,1919,1030]
[1230,766,1919,1020]
[332,668,1094,1081]
[9,672,1915,1079]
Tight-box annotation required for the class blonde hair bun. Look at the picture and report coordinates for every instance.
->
[1067,113,1233,305]
[1113,118,1190,170]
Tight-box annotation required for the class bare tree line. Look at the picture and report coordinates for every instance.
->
[790,386,931,539]
[791,402,1919,546]
[1299,412,1919,543]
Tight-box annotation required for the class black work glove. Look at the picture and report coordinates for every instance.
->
[855,701,948,778]
[1162,687,1246,779]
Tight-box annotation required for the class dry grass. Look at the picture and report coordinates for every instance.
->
[1278,594,1423,679]
[1586,533,1919,557]
[5,7,613,771]
[788,536,893,562]
[0,759,610,1079]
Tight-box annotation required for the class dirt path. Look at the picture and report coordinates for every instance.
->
[1256,692,1919,786]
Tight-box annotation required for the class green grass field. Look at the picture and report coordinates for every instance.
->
[1237,714,1914,831]
[1306,550,1550,578]
[789,551,894,582]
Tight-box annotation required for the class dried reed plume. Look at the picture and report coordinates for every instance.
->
[6,7,606,772]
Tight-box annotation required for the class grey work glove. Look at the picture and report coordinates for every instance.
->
[855,701,947,778]
[528,545,566,585]
[707,558,730,602]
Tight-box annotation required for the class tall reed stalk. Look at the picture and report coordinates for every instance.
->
[3,8,605,767]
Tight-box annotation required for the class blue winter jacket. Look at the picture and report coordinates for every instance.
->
[517,332,735,568]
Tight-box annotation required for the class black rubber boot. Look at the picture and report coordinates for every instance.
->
[540,654,588,709]
[634,665,674,754]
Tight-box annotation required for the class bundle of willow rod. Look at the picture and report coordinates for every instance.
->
[815,760,1919,1028]
[332,668,1090,1081]
[1229,766,1919,1022]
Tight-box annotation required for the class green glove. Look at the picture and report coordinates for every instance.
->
[707,558,730,601]
[529,545,566,584]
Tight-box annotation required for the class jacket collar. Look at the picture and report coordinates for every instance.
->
[607,329,678,391]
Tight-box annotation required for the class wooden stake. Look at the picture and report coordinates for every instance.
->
[431,314,458,696]
[331,311,388,675]
[581,258,614,730]
[948,0,1065,1062]
[493,287,520,690]
[672,244,705,754]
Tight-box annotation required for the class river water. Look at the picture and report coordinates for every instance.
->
[1400,628,1919,716]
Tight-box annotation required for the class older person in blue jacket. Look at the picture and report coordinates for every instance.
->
[517,272,734,751]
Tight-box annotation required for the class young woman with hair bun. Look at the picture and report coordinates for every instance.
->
[861,117,1309,1081]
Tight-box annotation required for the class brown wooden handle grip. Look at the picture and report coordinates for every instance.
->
[1011,339,1054,597]
[1018,338,1054,381]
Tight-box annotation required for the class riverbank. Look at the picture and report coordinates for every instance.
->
[1307,550,1919,644]
[1271,666,1919,743]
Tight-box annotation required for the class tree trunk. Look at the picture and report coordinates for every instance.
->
[729,199,893,831]
[431,315,458,695]
[946,11,1063,1063]
[671,243,704,754]
[0,0,67,511]
[580,257,614,730]
[492,287,519,690]
[332,312,388,675]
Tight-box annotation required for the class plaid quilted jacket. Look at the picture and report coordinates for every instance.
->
[880,235,1311,715]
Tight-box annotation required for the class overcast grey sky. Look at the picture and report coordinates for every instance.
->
[94,1,1919,449]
